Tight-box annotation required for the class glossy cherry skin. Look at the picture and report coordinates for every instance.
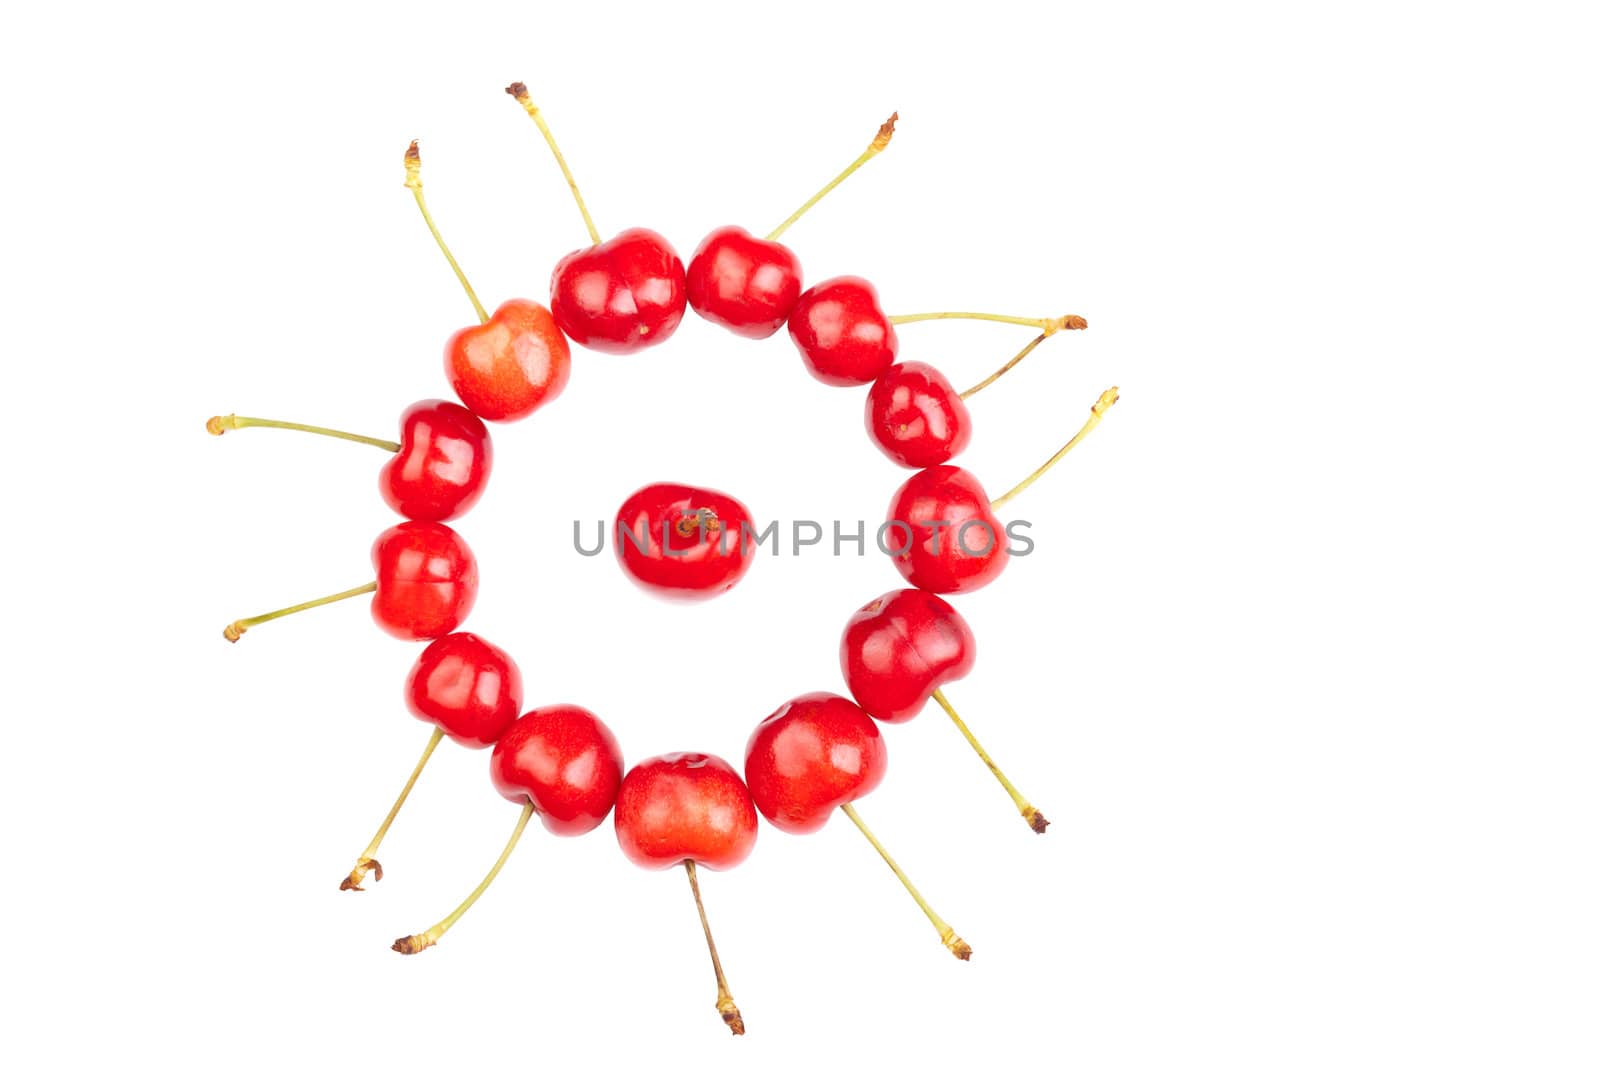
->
[885,466,1008,594]
[787,276,898,386]
[613,753,759,871]
[743,692,888,834]
[865,362,972,468]
[444,298,571,422]
[841,589,976,724]
[404,632,523,747]
[379,400,492,521]
[614,483,757,600]
[369,520,479,640]
[490,704,624,836]
[550,228,687,353]
[685,226,803,339]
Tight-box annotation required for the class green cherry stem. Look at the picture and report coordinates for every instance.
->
[392,801,535,955]
[506,82,601,246]
[766,112,898,242]
[839,802,971,960]
[222,582,377,643]
[206,414,399,452]
[341,727,446,891]
[404,140,489,324]
[930,689,1048,832]
[889,311,1087,333]
[990,386,1120,511]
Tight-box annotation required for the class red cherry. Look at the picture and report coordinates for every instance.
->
[865,362,972,468]
[490,704,624,836]
[370,520,480,640]
[686,226,803,339]
[885,466,1008,594]
[743,692,887,834]
[787,276,898,386]
[379,400,492,521]
[840,589,976,724]
[550,228,687,353]
[614,483,757,600]
[404,632,523,747]
[444,298,571,422]
[614,753,758,871]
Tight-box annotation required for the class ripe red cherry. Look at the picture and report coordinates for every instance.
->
[788,276,898,386]
[550,228,687,354]
[614,753,759,870]
[444,298,571,422]
[379,400,492,521]
[885,466,1008,594]
[865,362,972,468]
[686,226,803,339]
[840,589,976,724]
[490,704,624,835]
[370,520,480,640]
[744,693,887,834]
[404,632,523,747]
[615,483,757,600]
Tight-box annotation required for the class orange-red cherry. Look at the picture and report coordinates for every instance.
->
[550,228,687,354]
[686,226,803,339]
[840,589,976,724]
[380,400,492,521]
[490,704,624,836]
[614,753,759,870]
[614,483,757,600]
[370,520,479,640]
[404,632,523,747]
[743,693,888,834]
[865,361,972,468]
[444,298,571,422]
[885,466,1008,594]
[788,276,898,386]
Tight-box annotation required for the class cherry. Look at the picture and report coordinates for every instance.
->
[404,141,571,422]
[614,753,758,1034]
[788,276,898,386]
[744,692,970,958]
[341,632,525,891]
[489,704,625,836]
[841,589,1047,832]
[863,314,1087,468]
[686,227,801,339]
[505,83,686,353]
[686,114,897,338]
[393,704,623,955]
[864,362,972,468]
[614,483,757,600]
[840,588,975,725]
[884,387,1119,594]
[207,398,492,522]
[221,519,478,643]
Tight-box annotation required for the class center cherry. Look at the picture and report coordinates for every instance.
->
[614,482,757,600]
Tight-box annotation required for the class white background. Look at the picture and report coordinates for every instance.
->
[2,2,1595,1063]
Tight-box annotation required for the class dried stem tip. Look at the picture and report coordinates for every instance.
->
[340,857,383,892]
[505,82,536,114]
[718,995,745,1036]
[206,415,234,435]
[404,140,422,190]
[1024,807,1051,834]
[1045,314,1089,335]
[871,112,899,153]
[391,933,435,955]
[942,929,974,961]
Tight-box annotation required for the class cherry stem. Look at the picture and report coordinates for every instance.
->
[206,414,399,452]
[765,112,898,242]
[931,689,1048,833]
[684,859,745,1035]
[960,333,1049,400]
[341,727,445,891]
[505,82,601,246]
[989,387,1120,511]
[222,581,377,643]
[838,802,970,960]
[404,140,489,325]
[888,312,1088,334]
[392,801,534,955]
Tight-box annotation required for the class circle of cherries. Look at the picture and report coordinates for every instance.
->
[210,84,1117,1037]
